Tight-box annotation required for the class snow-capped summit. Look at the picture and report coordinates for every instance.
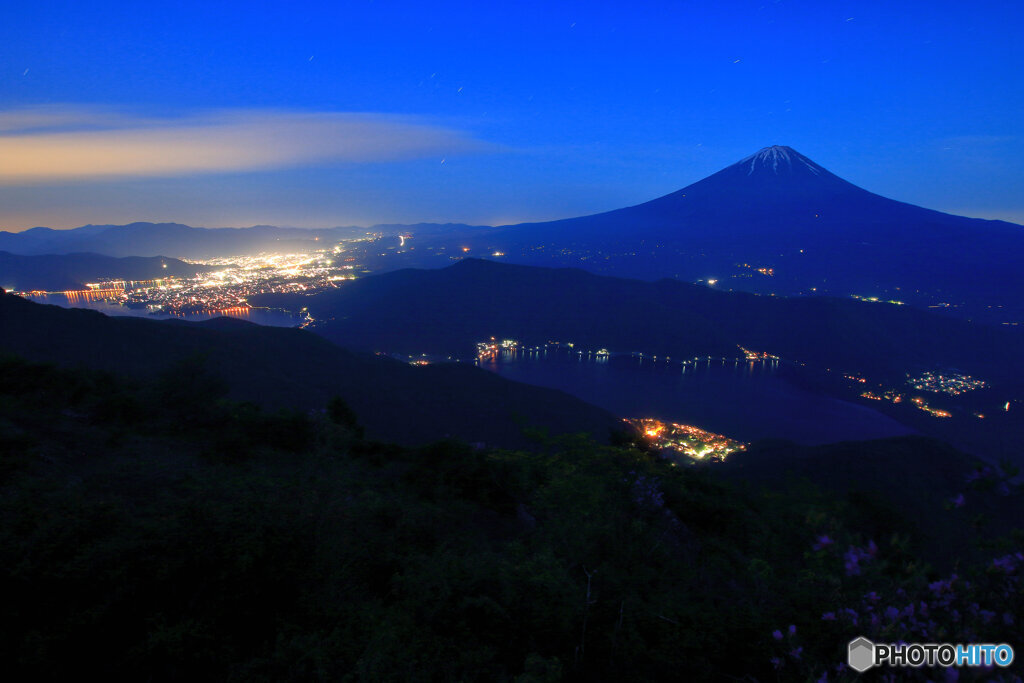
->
[739,145,823,176]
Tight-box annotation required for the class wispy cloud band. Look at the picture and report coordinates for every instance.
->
[0,106,490,184]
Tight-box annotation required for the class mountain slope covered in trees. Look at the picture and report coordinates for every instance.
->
[0,290,617,448]
[1,356,1020,681]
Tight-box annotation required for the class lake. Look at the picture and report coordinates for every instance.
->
[479,347,914,445]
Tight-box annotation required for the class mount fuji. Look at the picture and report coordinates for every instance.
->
[477,145,1024,323]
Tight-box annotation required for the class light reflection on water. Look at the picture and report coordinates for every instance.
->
[20,293,301,328]
[479,346,913,446]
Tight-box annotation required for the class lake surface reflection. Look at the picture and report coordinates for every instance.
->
[20,293,301,328]
[479,347,914,445]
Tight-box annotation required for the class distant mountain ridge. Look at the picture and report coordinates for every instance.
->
[0,221,492,259]
[0,251,212,291]
[0,223,360,259]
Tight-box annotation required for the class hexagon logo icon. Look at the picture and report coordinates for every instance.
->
[848,637,875,673]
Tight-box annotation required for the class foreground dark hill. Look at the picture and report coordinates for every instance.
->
[470,146,1024,323]
[0,251,211,291]
[721,436,1023,567]
[0,291,618,447]
[2,356,1020,680]
[253,259,1024,385]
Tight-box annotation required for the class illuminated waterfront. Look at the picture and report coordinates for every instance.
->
[12,238,376,324]
[855,370,994,420]
[625,417,747,463]
[18,292,304,327]
[907,371,987,396]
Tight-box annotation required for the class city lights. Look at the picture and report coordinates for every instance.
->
[13,240,371,317]
[907,371,987,396]
[626,418,747,462]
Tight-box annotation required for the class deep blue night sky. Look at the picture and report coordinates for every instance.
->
[1,0,1022,229]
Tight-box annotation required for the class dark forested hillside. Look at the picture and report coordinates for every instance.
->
[0,290,618,448]
[0,357,1020,681]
